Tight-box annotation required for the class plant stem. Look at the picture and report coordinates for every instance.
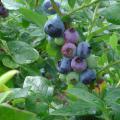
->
[67,0,99,16]
[50,0,62,16]
[86,3,100,41]
[97,60,120,75]
[35,0,39,8]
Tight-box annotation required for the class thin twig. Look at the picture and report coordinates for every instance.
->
[50,0,62,16]
[67,0,99,16]
[97,60,120,75]
[86,3,100,41]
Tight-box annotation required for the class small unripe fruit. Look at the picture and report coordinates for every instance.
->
[61,43,76,58]
[80,69,96,85]
[77,42,91,59]
[59,74,66,81]
[66,72,79,85]
[42,0,60,15]
[44,15,65,38]
[71,56,87,72]
[87,54,97,69]
[57,57,72,74]
[55,38,64,46]
[64,28,79,44]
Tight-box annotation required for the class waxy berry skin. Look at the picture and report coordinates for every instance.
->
[44,15,65,38]
[71,56,87,72]
[57,57,72,74]
[64,28,79,44]
[42,0,60,15]
[0,5,8,18]
[77,42,91,59]
[61,43,76,58]
[80,69,96,85]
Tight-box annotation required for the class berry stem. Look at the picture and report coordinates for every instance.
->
[67,0,99,16]
[97,60,120,75]
[86,3,100,41]
[35,0,39,8]
[50,0,63,16]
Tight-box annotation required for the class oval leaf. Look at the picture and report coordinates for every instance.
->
[7,41,39,64]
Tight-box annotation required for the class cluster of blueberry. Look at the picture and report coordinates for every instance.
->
[0,1,8,18]
[43,0,97,85]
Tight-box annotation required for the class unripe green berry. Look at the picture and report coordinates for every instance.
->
[59,74,66,81]
[54,38,64,46]
[66,72,79,85]
[87,54,97,69]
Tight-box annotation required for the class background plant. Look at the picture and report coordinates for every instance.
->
[0,0,120,120]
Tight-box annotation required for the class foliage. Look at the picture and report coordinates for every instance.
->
[0,0,120,120]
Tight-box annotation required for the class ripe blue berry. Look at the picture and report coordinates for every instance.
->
[44,15,65,38]
[42,0,60,15]
[61,43,76,58]
[64,28,79,44]
[80,69,96,85]
[77,42,91,59]
[57,57,72,74]
[71,56,87,72]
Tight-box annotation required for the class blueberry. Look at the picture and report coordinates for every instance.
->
[44,15,65,38]
[57,57,72,74]
[77,42,91,59]
[66,72,79,85]
[61,43,76,58]
[71,56,87,72]
[64,28,79,44]
[0,5,8,18]
[80,69,96,85]
[42,0,60,15]
[87,54,97,69]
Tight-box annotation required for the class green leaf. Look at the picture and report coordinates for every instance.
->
[51,100,98,116]
[19,8,47,27]
[101,4,120,25]
[68,0,76,8]
[46,41,60,58]
[7,41,39,64]
[109,33,118,50]
[67,88,103,109]
[0,104,37,120]
[1,0,23,10]
[0,88,29,103]
[2,56,19,69]
[23,76,54,97]
[0,70,19,87]
[105,87,120,108]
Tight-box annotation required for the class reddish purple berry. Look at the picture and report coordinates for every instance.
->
[61,43,76,58]
[77,42,91,59]
[64,28,79,44]
[71,56,87,72]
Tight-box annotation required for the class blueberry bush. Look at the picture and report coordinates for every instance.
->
[0,0,120,120]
